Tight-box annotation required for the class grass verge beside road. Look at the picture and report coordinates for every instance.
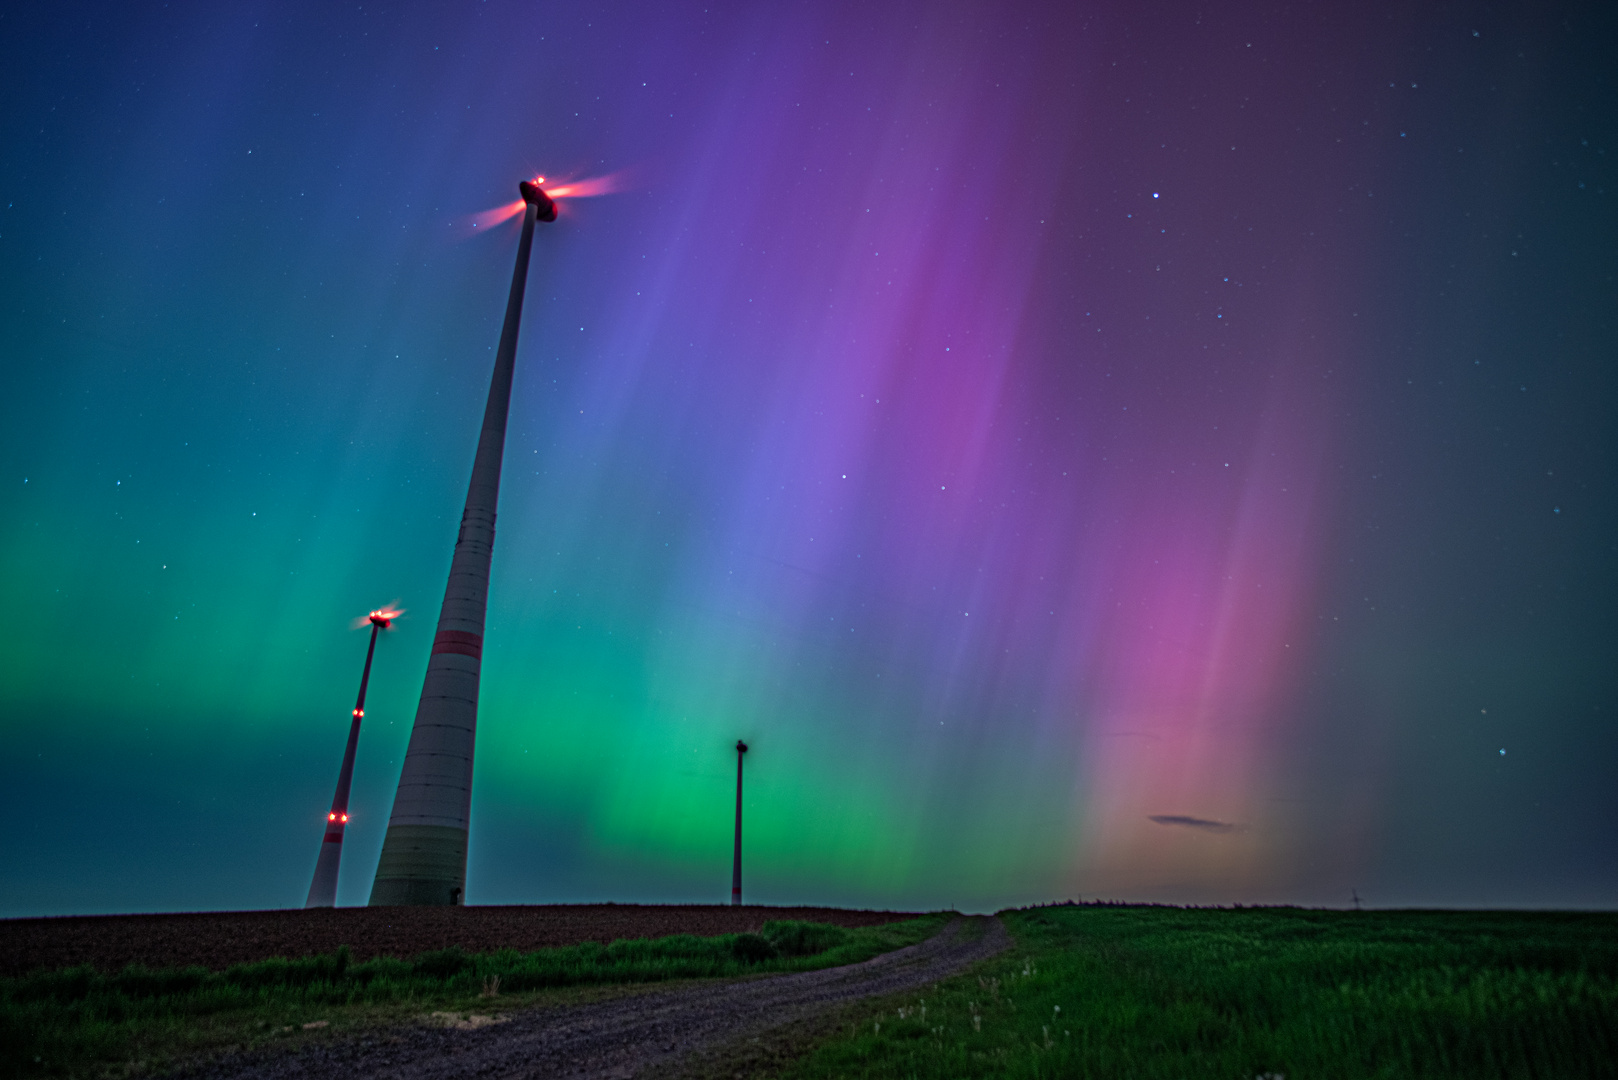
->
[784,904,1618,1080]
[2,915,945,1078]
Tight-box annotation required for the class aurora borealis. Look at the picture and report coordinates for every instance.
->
[1,1,1614,915]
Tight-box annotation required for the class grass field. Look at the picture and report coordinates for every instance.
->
[787,904,1618,1079]
[10,905,1614,1079]
[0,915,944,1078]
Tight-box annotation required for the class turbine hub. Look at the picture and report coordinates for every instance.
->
[519,180,557,222]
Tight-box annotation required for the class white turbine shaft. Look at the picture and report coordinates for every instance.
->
[369,190,546,906]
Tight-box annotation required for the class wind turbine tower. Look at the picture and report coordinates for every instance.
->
[732,740,748,906]
[369,180,557,906]
[304,605,400,908]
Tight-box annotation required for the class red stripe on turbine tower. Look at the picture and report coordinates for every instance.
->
[369,180,557,907]
[305,605,400,908]
[430,629,484,658]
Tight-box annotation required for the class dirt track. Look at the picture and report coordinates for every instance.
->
[183,916,1008,1080]
[0,905,919,976]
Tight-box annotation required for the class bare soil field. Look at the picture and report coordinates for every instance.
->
[0,904,922,975]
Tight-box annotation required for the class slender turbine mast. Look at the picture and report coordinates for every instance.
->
[305,605,399,908]
[369,180,557,906]
[731,740,748,906]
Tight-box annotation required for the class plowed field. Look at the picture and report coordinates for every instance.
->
[0,904,921,976]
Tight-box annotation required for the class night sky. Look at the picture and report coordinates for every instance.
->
[2,1,1614,917]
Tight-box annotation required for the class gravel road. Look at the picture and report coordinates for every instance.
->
[185,916,1009,1080]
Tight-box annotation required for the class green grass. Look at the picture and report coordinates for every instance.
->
[0,915,945,1078]
[786,904,1618,1080]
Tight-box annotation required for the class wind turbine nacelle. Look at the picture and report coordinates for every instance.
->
[519,181,558,221]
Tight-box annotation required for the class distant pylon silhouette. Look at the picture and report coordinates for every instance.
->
[731,740,748,906]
